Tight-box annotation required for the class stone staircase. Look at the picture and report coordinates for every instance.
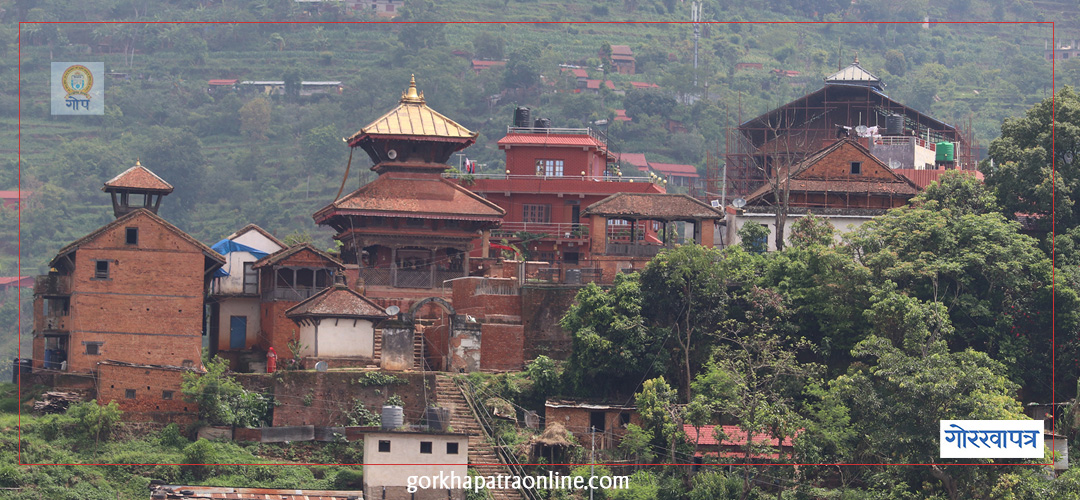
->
[435,374,524,500]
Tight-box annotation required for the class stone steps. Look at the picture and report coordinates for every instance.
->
[434,374,524,500]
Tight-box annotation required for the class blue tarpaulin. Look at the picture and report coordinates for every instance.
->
[210,239,271,277]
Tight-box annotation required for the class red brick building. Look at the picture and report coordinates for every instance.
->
[609,45,636,74]
[465,125,664,267]
[31,162,223,420]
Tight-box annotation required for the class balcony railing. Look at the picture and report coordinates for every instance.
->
[261,287,326,302]
[444,172,655,183]
[358,267,464,290]
[492,222,589,239]
[606,243,664,257]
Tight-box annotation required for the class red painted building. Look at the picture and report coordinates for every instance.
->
[463,125,665,265]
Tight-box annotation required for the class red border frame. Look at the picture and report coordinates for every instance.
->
[16,19,1057,469]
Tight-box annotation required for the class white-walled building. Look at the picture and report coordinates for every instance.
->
[207,225,285,362]
[363,430,470,500]
[284,278,389,361]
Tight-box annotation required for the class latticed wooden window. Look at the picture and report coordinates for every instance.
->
[523,204,550,223]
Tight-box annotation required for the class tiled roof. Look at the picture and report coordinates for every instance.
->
[0,190,29,199]
[684,425,795,447]
[346,76,477,144]
[649,162,700,177]
[614,109,632,122]
[583,193,724,219]
[285,283,389,320]
[314,172,505,223]
[0,276,34,287]
[629,81,659,89]
[585,79,615,90]
[207,79,237,85]
[610,45,633,56]
[252,243,344,270]
[102,162,174,192]
[497,133,605,149]
[619,152,649,169]
[49,208,224,268]
[745,139,918,202]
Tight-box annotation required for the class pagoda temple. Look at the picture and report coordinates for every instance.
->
[313,77,505,295]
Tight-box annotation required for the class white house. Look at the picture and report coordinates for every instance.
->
[363,430,470,500]
[284,278,389,361]
[208,225,285,357]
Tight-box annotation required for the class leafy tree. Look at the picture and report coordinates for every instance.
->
[239,97,272,142]
[635,377,683,463]
[884,49,906,76]
[139,126,208,223]
[182,356,272,427]
[67,399,122,444]
[283,67,304,101]
[623,89,677,120]
[983,86,1080,232]
[472,32,505,60]
[639,245,729,399]
[845,204,1075,400]
[303,123,346,171]
[503,45,542,89]
[561,276,665,397]
[912,169,999,215]
[737,221,770,253]
[827,288,1026,500]
[788,212,835,248]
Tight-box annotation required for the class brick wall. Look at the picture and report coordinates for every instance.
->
[543,406,641,450]
[258,371,435,427]
[260,300,300,357]
[479,323,524,371]
[521,286,580,361]
[96,362,198,425]
[56,212,210,373]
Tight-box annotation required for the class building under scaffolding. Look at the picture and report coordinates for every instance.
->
[720,56,975,200]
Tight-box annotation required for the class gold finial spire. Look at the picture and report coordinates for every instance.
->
[135,158,141,166]
[401,74,425,104]
[853,52,859,65]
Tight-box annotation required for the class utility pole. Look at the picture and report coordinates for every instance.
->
[692,2,701,87]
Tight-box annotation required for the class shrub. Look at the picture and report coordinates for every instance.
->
[332,468,364,488]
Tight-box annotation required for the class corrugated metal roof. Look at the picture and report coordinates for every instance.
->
[825,58,881,85]
[150,485,364,500]
[896,168,983,190]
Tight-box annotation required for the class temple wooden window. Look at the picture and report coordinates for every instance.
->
[296,269,315,288]
[406,218,425,228]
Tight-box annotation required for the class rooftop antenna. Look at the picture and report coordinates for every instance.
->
[837,37,843,70]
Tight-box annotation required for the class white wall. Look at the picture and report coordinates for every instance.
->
[363,432,469,489]
[213,230,284,295]
[297,318,375,358]
[725,212,875,252]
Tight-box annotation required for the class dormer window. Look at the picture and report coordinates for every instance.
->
[850,162,862,175]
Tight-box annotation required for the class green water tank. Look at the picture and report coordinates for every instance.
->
[935,142,955,162]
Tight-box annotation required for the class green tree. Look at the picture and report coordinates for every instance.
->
[884,49,906,76]
[912,169,999,215]
[503,45,542,89]
[561,276,665,397]
[788,212,835,248]
[982,86,1080,232]
[639,245,729,399]
[737,221,769,254]
[473,32,505,60]
[240,97,272,142]
[635,377,683,464]
[182,356,271,427]
[283,67,304,101]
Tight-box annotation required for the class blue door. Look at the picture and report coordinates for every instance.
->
[229,316,247,350]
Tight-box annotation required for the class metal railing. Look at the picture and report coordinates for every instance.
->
[261,287,326,302]
[606,243,664,257]
[457,378,542,500]
[507,125,608,147]
[359,267,464,289]
[492,222,588,239]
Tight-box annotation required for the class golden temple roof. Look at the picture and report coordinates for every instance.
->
[346,75,478,143]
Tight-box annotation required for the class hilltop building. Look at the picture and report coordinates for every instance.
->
[31,161,224,422]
